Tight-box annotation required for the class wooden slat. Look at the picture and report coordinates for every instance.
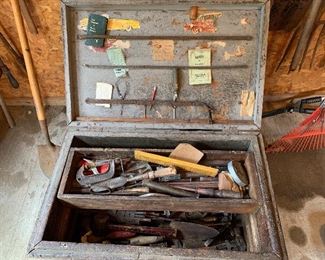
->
[58,195,258,213]
[30,240,280,259]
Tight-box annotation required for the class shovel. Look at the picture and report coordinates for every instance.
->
[10,0,59,177]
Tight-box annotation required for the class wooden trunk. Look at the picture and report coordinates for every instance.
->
[28,0,287,259]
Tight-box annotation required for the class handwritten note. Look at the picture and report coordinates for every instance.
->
[188,49,212,85]
[107,48,128,78]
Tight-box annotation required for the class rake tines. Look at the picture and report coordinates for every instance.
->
[266,101,325,153]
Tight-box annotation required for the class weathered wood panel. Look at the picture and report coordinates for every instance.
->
[0,0,324,108]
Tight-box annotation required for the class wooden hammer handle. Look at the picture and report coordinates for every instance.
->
[128,167,176,182]
[149,167,177,178]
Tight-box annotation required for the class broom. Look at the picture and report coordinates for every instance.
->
[266,99,325,153]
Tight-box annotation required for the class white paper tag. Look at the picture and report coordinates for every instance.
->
[95,82,113,108]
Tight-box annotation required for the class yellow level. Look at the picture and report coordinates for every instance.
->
[134,150,218,177]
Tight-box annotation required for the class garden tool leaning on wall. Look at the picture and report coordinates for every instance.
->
[264,96,325,152]
[10,0,59,177]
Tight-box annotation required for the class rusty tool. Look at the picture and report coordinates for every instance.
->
[106,224,177,238]
[86,98,213,110]
[86,98,214,122]
[91,176,129,192]
[0,22,21,55]
[90,167,176,192]
[139,193,171,197]
[114,79,129,116]
[0,57,19,88]
[110,187,149,195]
[143,180,197,197]
[0,32,26,72]
[81,230,137,243]
[170,221,220,248]
[174,186,243,199]
[106,211,151,225]
[125,161,152,174]
[135,150,247,186]
[78,34,253,41]
[83,64,248,70]
[158,174,181,182]
[108,231,136,240]
[168,181,219,189]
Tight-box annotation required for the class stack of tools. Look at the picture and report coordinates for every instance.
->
[74,144,249,198]
[77,210,246,251]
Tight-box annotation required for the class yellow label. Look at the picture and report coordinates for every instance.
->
[79,18,140,31]
[108,19,140,31]
[188,49,212,85]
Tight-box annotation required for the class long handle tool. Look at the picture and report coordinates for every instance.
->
[10,0,59,177]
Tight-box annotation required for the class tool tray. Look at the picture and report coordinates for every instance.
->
[28,0,286,259]
[58,142,257,212]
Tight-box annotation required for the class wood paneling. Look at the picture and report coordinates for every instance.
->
[265,29,325,98]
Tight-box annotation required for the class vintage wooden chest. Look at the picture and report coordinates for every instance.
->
[28,0,287,259]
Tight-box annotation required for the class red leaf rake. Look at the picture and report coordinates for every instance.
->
[266,97,325,153]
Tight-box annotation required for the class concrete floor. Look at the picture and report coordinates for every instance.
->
[0,106,324,259]
[262,114,325,260]
[0,106,66,260]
